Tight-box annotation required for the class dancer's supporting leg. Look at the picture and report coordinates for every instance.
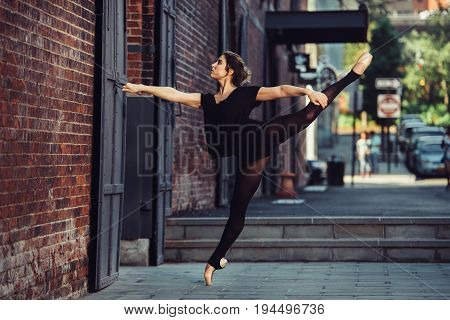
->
[261,69,362,146]
[204,155,270,285]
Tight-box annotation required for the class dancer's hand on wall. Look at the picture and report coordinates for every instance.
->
[122,83,142,95]
[307,90,328,108]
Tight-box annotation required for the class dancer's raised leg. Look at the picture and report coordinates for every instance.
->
[204,155,270,286]
[261,52,373,146]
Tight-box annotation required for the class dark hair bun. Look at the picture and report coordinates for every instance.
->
[222,51,252,87]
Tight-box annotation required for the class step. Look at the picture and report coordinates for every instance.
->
[165,239,450,263]
[166,216,450,240]
[164,216,450,262]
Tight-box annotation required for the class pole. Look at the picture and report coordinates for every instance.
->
[351,83,358,186]
[395,121,399,166]
[387,125,391,173]
[380,124,385,162]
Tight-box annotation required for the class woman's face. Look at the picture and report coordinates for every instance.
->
[210,55,233,81]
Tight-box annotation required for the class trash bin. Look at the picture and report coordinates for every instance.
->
[327,154,345,186]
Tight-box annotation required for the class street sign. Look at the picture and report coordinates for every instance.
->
[377,94,401,118]
[375,78,402,90]
[318,66,337,90]
[289,52,310,73]
[298,72,317,81]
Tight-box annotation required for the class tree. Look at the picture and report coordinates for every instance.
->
[400,8,449,120]
[361,16,404,126]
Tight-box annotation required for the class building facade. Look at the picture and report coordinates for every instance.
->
[1,0,95,299]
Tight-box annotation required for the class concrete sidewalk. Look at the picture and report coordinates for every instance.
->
[83,262,450,300]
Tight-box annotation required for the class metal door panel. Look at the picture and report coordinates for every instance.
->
[90,0,127,291]
[150,0,176,265]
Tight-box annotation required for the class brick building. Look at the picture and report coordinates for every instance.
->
[1,0,367,298]
[1,0,95,298]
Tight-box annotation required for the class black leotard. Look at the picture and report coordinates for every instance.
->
[201,85,276,167]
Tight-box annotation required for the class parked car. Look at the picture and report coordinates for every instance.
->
[409,136,443,171]
[414,141,447,177]
[399,118,423,129]
[398,118,424,130]
[409,126,445,144]
[405,126,445,165]
[399,121,426,152]
[400,114,422,122]
[398,114,422,129]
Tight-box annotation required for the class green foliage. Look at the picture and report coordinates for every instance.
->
[337,113,378,133]
[338,113,359,127]
[400,9,449,111]
[343,42,370,69]
[421,104,450,127]
[363,0,390,20]
[343,8,449,128]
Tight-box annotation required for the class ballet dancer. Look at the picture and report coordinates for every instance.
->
[122,50,373,286]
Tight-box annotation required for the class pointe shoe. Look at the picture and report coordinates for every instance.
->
[352,52,373,75]
[204,258,228,286]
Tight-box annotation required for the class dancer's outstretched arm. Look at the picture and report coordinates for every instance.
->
[122,83,201,108]
[256,85,328,108]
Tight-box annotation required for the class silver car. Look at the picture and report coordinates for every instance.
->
[399,121,426,152]
[415,141,446,177]
[405,126,445,168]
[410,136,443,171]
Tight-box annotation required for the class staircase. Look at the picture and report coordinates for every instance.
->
[165,216,450,262]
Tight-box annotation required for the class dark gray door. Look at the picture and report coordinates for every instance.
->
[89,0,127,291]
[121,97,155,242]
[149,0,177,265]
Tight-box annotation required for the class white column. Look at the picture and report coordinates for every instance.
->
[305,84,318,160]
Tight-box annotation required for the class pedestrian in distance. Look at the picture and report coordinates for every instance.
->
[356,131,372,177]
[122,50,373,285]
[368,130,381,173]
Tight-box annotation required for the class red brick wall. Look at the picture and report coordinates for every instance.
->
[171,0,221,211]
[0,0,94,299]
[127,0,155,84]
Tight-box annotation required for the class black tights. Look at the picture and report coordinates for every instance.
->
[207,70,361,269]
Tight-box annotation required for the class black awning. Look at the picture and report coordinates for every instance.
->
[266,10,368,44]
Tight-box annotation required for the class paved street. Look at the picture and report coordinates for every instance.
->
[169,135,449,218]
[159,168,449,218]
[84,262,450,300]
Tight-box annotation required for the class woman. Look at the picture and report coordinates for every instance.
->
[123,50,373,285]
